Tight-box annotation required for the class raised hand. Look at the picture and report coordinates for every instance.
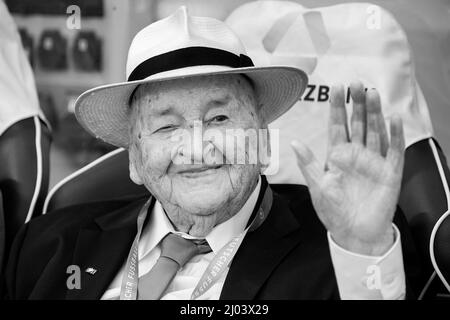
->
[291,81,405,255]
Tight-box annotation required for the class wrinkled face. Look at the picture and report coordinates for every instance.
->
[128,74,267,230]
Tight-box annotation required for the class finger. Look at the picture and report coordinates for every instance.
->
[349,80,366,145]
[365,89,382,154]
[367,88,389,156]
[328,84,349,147]
[291,140,324,189]
[377,114,389,157]
[387,114,405,168]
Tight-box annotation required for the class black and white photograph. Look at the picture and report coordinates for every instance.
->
[0,0,449,311]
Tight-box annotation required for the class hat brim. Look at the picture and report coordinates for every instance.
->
[75,65,308,148]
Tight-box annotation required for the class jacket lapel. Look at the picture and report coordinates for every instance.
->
[220,191,302,299]
[66,197,150,300]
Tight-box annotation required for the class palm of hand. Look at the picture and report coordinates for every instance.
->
[292,82,405,255]
[312,143,400,244]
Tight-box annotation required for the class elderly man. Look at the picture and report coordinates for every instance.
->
[4,7,417,300]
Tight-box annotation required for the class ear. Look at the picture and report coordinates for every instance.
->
[129,151,144,185]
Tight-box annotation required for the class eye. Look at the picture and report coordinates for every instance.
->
[155,124,177,133]
[210,115,229,123]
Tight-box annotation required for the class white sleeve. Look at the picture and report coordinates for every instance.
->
[328,224,406,300]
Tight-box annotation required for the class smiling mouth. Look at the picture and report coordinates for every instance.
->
[178,165,224,178]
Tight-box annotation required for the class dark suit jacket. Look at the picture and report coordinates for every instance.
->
[3,183,420,299]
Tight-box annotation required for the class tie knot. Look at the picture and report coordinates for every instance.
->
[160,233,211,268]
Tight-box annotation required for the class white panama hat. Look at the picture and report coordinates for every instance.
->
[75,6,308,148]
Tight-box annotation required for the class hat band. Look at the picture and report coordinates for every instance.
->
[127,46,255,81]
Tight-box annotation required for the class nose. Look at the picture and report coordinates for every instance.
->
[175,123,209,164]
[188,131,204,164]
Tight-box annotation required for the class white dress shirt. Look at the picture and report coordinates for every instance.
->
[102,178,405,300]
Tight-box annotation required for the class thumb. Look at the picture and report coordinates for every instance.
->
[291,140,323,188]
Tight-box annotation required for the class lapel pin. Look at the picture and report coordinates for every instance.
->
[85,267,98,275]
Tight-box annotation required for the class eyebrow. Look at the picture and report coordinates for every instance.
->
[150,104,177,117]
[206,95,231,108]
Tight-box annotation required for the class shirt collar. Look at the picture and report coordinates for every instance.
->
[139,177,262,258]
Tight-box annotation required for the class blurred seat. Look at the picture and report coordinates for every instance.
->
[43,148,148,213]
[399,138,450,299]
[0,194,4,278]
[224,0,450,298]
[0,2,51,272]
[0,117,50,273]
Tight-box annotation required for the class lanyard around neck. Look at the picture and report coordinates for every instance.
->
[119,184,273,300]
